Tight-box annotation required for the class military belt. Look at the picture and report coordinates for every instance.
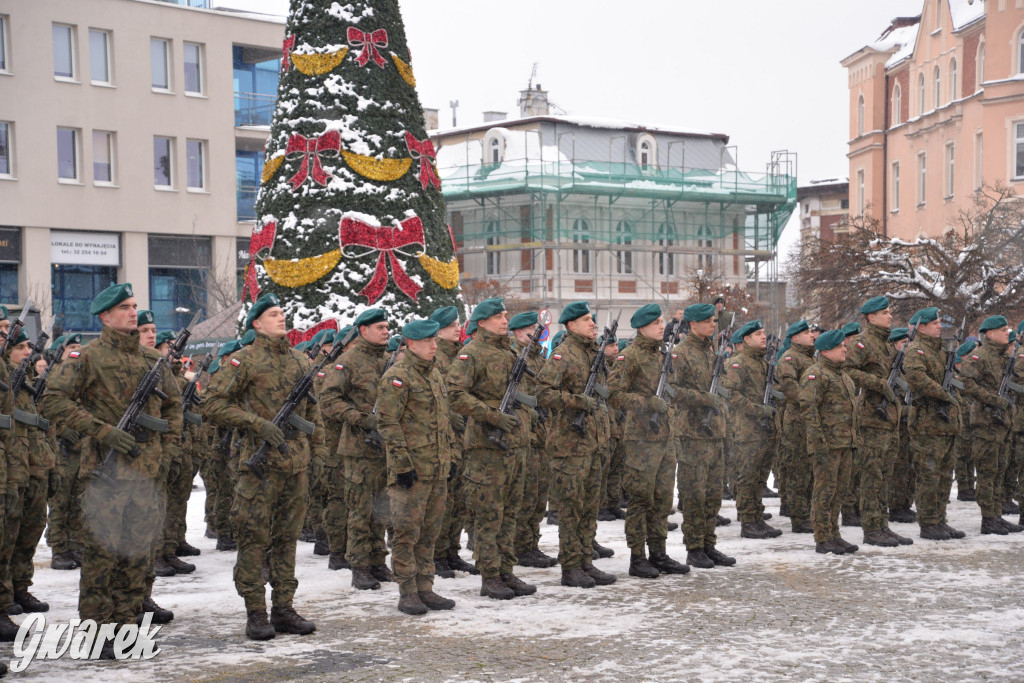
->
[13,409,49,431]
[183,411,202,426]
[0,414,11,430]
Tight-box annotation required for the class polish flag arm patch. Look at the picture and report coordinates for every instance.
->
[552,354,561,360]
[617,355,625,361]
[784,356,792,361]
[335,364,344,370]
[915,350,925,355]
[970,355,980,360]
[458,354,469,360]
[856,342,865,349]
[807,375,816,380]
[68,351,81,359]
[317,372,325,378]
[392,379,403,387]
[731,363,740,368]
[230,358,241,367]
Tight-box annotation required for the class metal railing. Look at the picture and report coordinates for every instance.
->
[234,92,276,127]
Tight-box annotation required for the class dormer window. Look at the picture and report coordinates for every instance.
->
[482,129,506,166]
[635,133,657,171]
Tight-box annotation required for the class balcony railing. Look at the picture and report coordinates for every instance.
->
[235,92,275,127]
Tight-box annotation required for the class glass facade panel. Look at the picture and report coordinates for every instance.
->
[187,139,203,189]
[0,123,9,175]
[233,46,280,126]
[149,267,206,331]
[93,131,111,182]
[51,264,117,332]
[154,136,172,186]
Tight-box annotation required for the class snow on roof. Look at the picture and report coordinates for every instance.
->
[880,23,920,69]
[432,114,729,142]
[949,0,985,31]
[211,0,287,18]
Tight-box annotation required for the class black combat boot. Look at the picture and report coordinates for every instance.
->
[153,555,176,577]
[941,523,966,539]
[592,540,614,558]
[328,552,350,570]
[299,526,315,543]
[716,515,732,527]
[597,508,616,521]
[97,628,118,659]
[351,567,380,590]
[480,576,514,600]
[313,528,330,556]
[741,522,769,539]
[1002,500,1020,515]
[397,593,428,615]
[863,530,898,547]
[815,540,845,555]
[779,501,790,517]
[545,510,559,525]
[648,551,690,574]
[448,553,480,574]
[204,524,217,539]
[560,567,596,588]
[841,511,861,527]
[762,485,778,498]
[175,541,201,557]
[759,520,783,537]
[164,555,196,574]
[70,548,84,565]
[501,573,537,596]
[434,558,456,579]
[919,524,950,540]
[791,521,813,534]
[628,554,660,579]
[536,549,559,568]
[271,606,316,634]
[666,521,679,532]
[142,596,174,624]
[369,564,393,582]
[834,537,859,553]
[0,614,18,642]
[216,534,237,551]
[517,549,552,568]
[51,551,79,570]
[245,608,276,641]
[999,517,1024,533]
[883,528,913,545]
[583,565,616,585]
[956,488,977,502]
[13,591,48,613]
[610,506,626,519]
[981,517,1009,535]
[704,546,736,566]
[889,508,916,524]
[6,604,21,616]
[418,590,456,610]
[685,549,715,569]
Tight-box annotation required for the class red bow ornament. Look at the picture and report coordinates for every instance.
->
[242,221,278,302]
[282,34,295,71]
[347,27,388,68]
[339,215,425,303]
[405,132,441,191]
[287,319,338,348]
[285,131,340,189]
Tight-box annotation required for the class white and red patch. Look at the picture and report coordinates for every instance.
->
[971,355,980,360]
[671,354,678,359]
[856,342,865,349]
[230,358,241,367]
[807,374,816,380]
[784,356,792,361]
[335,364,344,370]
[731,363,740,368]
[458,354,469,360]
[392,379,403,387]
[68,351,80,359]
[916,349,925,355]
[617,355,625,361]
[552,354,562,360]
[317,372,325,378]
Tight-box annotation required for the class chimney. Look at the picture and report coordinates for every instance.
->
[483,111,507,122]
[423,108,440,130]
[518,84,550,117]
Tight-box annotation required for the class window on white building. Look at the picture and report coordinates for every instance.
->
[656,222,675,275]
[92,130,113,184]
[892,161,900,212]
[0,15,10,73]
[615,220,632,274]
[571,218,591,274]
[0,122,12,177]
[945,143,954,198]
[151,38,170,90]
[153,135,173,187]
[485,220,500,275]
[978,41,985,88]
[89,29,110,84]
[949,57,957,103]
[184,42,203,94]
[892,84,901,126]
[53,24,76,79]
[636,134,657,171]
[57,127,80,180]
[696,224,713,273]
[917,152,927,206]
[1019,29,1024,74]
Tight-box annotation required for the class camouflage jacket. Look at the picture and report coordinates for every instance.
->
[447,328,531,451]
[670,332,726,440]
[605,354,624,440]
[844,323,898,429]
[1014,352,1024,434]
[203,332,326,474]
[777,341,814,432]
[377,350,453,484]
[536,331,603,457]
[524,343,548,449]
[0,361,12,489]
[8,360,54,482]
[434,338,460,377]
[904,333,962,436]
[319,335,387,461]
[40,326,182,480]
[313,368,343,464]
[722,343,774,442]
[799,356,859,451]
[960,341,1013,436]
[608,333,670,443]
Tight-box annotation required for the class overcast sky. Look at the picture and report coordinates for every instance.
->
[229,0,926,257]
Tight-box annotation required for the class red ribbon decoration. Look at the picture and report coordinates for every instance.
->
[282,34,294,71]
[347,27,389,68]
[339,215,425,303]
[285,131,340,189]
[405,132,441,190]
[287,319,338,348]
[242,222,278,302]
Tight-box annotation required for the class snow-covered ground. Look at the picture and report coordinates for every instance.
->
[9,478,1024,681]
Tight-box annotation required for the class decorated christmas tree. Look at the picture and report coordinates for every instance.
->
[242,0,461,335]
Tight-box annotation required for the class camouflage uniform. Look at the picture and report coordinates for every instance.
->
[378,351,452,595]
[799,356,859,543]
[844,324,900,534]
[46,430,85,557]
[433,337,468,562]
[319,336,389,569]
[671,333,726,551]
[722,343,776,524]
[316,362,348,561]
[207,424,238,540]
[904,334,962,529]
[302,367,331,541]
[447,328,531,579]
[515,343,551,559]
[777,342,815,529]
[954,431,976,494]
[161,365,196,556]
[204,333,326,611]
[40,326,182,624]
[604,365,626,510]
[608,334,674,557]
[1007,351,1024,508]
[536,331,604,570]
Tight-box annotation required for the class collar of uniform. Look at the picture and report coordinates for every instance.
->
[436,337,459,360]
[866,322,890,342]
[738,343,765,360]
[635,333,661,352]
[405,348,435,375]
[820,356,842,371]
[567,330,596,351]
[683,332,712,351]
[355,334,386,357]
[478,327,511,350]
[984,341,1008,356]
[791,341,814,357]
[254,332,291,354]
[101,325,141,352]
[918,334,941,350]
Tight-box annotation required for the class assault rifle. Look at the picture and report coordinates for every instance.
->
[488,324,543,451]
[33,321,67,405]
[570,312,620,436]
[995,333,1024,426]
[364,336,405,452]
[11,324,51,401]
[94,312,198,485]
[700,324,733,437]
[760,329,784,431]
[180,345,218,429]
[648,320,682,432]
[936,317,966,423]
[876,324,918,419]
[0,299,32,361]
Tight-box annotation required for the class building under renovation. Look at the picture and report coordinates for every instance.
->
[429,86,797,324]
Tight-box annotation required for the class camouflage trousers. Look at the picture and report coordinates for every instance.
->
[724,436,738,497]
[79,476,162,623]
[859,427,897,533]
[779,425,812,527]
[677,438,724,551]
[888,423,915,511]
[811,448,853,543]
[549,451,602,570]
[1005,433,1024,504]
[46,443,84,554]
[954,433,976,491]
[203,440,237,538]
[232,468,307,611]
[622,440,674,556]
[734,439,772,524]
[162,451,194,555]
[972,433,1011,518]
[303,466,328,533]
[605,437,625,509]
[389,476,447,595]
[434,455,467,560]
[323,463,349,556]
[144,459,171,598]
[0,478,46,610]
[514,445,551,556]
[464,447,526,579]
[912,435,956,527]
[842,451,862,518]
[343,457,390,567]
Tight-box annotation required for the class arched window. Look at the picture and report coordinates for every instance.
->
[482,129,505,166]
[635,133,657,171]
[933,65,941,109]
[490,138,500,165]
[485,220,501,275]
[615,220,632,274]
[571,218,591,274]
[1019,29,1024,74]
[918,72,926,116]
[949,57,957,102]
[892,83,902,126]
[857,95,865,136]
[697,224,714,272]
[977,40,985,88]
[655,222,675,276]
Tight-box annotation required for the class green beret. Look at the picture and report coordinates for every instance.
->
[0,306,6,319]
[244,293,281,331]
[510,311,540,330]
[888,327,909,342]
[776,338,791,360]
[218,340,242,357]
[559,301,591,325]
[814,329,846,351]
[956,340,979,362]
[49,335,67,351]
[137,310,155,327]
[208,358,220,374]
[786,320,809,339]
[860,296,890,315]
[386,336,401,353]
[730,320,764,345]
[617,339,629,352]
[470,297,505,323]
[683,303,716,323]
[403,319,440,340]
[912,307,939,325]
[295,341,310,352]
[155,330,176,347]
[337,325,354,344]
[630,303,662,330]
[551,330,566,348]
[354,308,387,328]
[311,329,336,347]
[842,322,862,338]
[980,315,1007,333]
[240,329,257,346]
[10,329,29,346]
[429,306,459,328]
[465,320,478,336]
[1011,331,1018,344]
[90,282,135,316]
[1017,320,1024,335]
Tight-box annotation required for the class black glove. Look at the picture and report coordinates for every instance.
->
[494,412,520,433]
[360,413,378,431]
[450,413,466,432]
[396,470,418,489]
[448,462,457,482]
[574,395,598,412]
[98,426,136,455]
[646,396,669,414]
[255,419,285,448]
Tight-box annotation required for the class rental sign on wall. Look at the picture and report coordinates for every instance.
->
[50,230,121,266]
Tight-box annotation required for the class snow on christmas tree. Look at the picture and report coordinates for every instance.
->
[242,0,461,336]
